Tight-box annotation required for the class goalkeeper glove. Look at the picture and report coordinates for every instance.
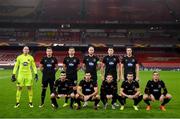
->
[11,74,16,82]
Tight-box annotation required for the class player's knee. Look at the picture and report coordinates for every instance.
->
[96,95,100,99]
[143,94,149,100]
[166,94,172,99]
[50,93,56,98]
[70,93,75,98]
[75,94,79,99]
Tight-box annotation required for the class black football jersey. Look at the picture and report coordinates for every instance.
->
[83,55,99,76]
[40,56,58,77]
[121,56,138,75]
[121,80,139,95]
[102,55,119,79]
[79,79,97,95]
[63,56,80,75]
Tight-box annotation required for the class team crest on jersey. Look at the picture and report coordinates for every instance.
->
[113,58,116,61]
[23,62,28,66]
[90,84,93,88]
[93,58,96,62]
[132,59,135,62]
[51,60,54,63]
[73,59,76,62]
[158,85,161,88]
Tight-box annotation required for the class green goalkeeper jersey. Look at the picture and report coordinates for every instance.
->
[13,54,37,76]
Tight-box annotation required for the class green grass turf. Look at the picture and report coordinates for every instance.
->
[0,69,180,118]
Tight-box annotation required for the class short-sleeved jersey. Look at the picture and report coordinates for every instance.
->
[121,56,138,75]
[40,56,58,77]
[13,54,37,75]
[83,55,99,76]
[102,55,119,79]
[79,79,97,95]
[121,80,139,95]
[54,79,74,94]
[145,80,167,96]
[63,56,80,75]
[100,80,116,95]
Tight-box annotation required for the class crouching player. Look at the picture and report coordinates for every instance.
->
[100,74,118,110]
[51,71,76,109]
[119,73,142,111]
[143,71,172,111]
[76,72,100,110]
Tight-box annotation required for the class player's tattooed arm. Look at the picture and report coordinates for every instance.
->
[89,87,98,98]
[77,86,85,97]
[100,63,105,80]
[133,88,141,98]
[120,88,129,98]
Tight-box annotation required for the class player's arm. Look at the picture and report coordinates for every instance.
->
[133,88,141,97]
[77,86,85,97]
[89,87,98,97]
[31,57,38,81]
[63,58,67,71]
[12,56,20,75]
[54,58,59,72]
[100,82,106,95]
[39,63,43,72]
[120,62,124,80]
[120,88,129,98]
[12,56,20,82]
[101,62,105,80]
[144,81,151,95]
[77,59,81,71]
[117,63,120,81]
[161,81,168,96]
[135,63,140,81]
[31,57,37,74]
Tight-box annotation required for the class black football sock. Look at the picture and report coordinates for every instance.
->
[134,95,143,106]
[161,98,171,106]
[144,99,151,106]
[41,88,46,105]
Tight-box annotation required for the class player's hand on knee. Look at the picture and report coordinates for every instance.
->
[11,74,16,82]
[106,95,113,99]
[51,93,56,98]
[84,95,90,101]
[150,94,155,102]
[159,95,165,102]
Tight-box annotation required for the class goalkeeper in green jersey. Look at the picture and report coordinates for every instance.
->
[12,46,38,108]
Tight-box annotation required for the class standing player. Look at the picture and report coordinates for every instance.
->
[51,71,76,109]
[63,47,80,107]
[76,72,100,110]
[11,46,38,108]
[39,47,59,108]
[121,47,139,81]
[119,73,142,111]
[100,74,118,109]
[82,46,100,107]
[101,47,120,106]
[143,71,172,111]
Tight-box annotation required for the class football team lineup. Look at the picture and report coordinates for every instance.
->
[10,46,173,112]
